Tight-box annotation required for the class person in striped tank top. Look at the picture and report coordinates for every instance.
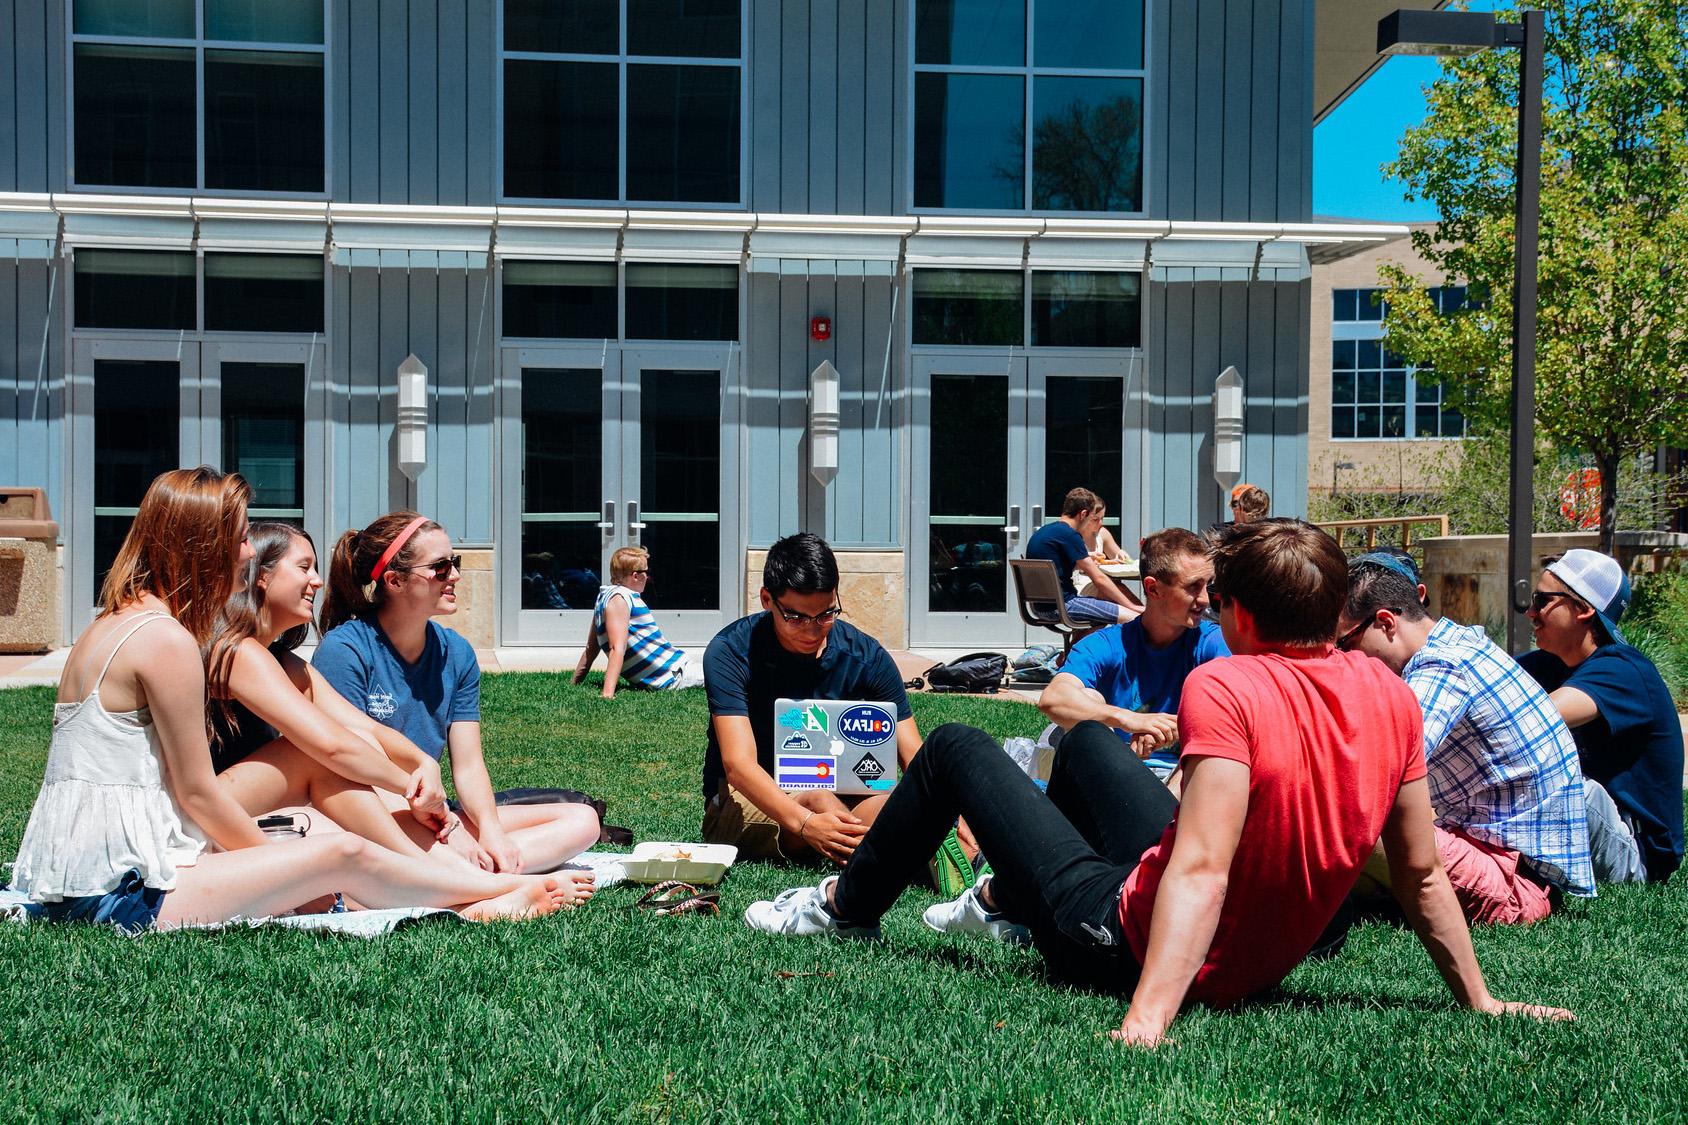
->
[573,547,706,699]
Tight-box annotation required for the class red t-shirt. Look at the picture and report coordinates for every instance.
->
[1118,648,1426,1009]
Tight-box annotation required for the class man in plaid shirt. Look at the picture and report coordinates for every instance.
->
[1334,559,1595,923]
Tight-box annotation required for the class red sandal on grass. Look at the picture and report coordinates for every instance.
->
[633,880,721,917]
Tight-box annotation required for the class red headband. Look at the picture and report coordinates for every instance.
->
[369,516,429,583]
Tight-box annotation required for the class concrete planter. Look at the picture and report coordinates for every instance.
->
[1422,531,1688,628]
[0,488,60,653]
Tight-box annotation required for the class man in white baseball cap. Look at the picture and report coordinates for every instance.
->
[1517,549,1684,883]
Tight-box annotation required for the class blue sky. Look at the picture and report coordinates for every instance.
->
[1313,55,1443,221]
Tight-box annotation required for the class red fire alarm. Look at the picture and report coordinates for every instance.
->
[810,316,832,342]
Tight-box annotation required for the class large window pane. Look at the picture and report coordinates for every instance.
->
[75,0,194,38]
[222,363,305,515]
[502,261,617,339]
[1031,271,1140,348]
[640,370,720,611]
[1032,76,1142,212]
[1034,0,1142,69]
[915,0,1024,66]
[913,73,1024,209]
[94,361,180,601]
[505,0,617,53]
[625,264,738,341]
[204,49,324,191]
[522,369,604,610]
[1044,377,1123,518]
[929,374,1007,613]
[630,0,740,58]
[912,269,1023,346]
[74,44,196,188]
[205,254,324,333]
[74,250,196,330]
[627,65,740,203]
[504,60,618,200]
[206,1,325,44]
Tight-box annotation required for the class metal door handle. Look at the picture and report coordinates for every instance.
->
[627,501,646,540]
[1030,504,1043,529]
[597,501,616,532]
[1004,504,1021,537]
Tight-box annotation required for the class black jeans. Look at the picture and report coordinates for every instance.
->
[831,720,1178,992]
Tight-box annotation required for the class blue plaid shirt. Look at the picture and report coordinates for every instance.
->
[1403,618,1596,897]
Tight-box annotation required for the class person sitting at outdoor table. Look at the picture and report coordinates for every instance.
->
[1335,559,1595,923]
[1025,487,1143,624]
[572,546,705,700]
[699,532,976,882]
[1516,549,1684,884]
[1037,528,1228,789]
[741,519,1574,1045]
[1229,483,1271,524]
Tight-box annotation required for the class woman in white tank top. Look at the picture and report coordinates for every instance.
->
[11,468,591,930]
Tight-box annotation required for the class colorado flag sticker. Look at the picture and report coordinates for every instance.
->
[776,754,838,791]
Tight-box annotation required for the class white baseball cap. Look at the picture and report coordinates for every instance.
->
[1545,549,1630,645]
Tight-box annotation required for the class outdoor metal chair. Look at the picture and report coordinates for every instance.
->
[1009,558,1104,664]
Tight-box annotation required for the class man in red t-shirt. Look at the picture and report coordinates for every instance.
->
[744,521,1573,1043]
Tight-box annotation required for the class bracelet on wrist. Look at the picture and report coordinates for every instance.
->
[797,810,815,840]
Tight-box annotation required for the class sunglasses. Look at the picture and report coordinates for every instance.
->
[772,598,845,628]
[1336,607,1401,652]
[395,554,462,582]
[1530,590,1575,613]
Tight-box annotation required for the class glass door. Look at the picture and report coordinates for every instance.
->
[910,354,1029,646]
[499,344,739,646]
[911,354,1133,648]
[68,338,198,635]
[201,339,327,552]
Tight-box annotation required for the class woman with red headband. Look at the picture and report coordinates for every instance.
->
[315,511,601,874]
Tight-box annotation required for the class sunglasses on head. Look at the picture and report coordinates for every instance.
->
[395,554,462,582]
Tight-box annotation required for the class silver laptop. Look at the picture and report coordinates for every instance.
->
[773,698,899,795]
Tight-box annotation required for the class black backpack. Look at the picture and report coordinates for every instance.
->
[908,652,1008,694]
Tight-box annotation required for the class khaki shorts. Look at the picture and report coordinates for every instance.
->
[700,784,875,861]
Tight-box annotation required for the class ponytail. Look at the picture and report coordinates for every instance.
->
[318,511,443,636]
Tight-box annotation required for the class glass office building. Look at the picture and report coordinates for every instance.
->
[0,0,1404,649]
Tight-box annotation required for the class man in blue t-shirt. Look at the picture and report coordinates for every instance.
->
[1024,487,1143,625]
[701,532,927,864]
[1038,527,1229,787]
[1517,549,1684,884]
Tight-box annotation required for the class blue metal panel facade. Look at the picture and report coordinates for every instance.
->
[0,0,1324,642]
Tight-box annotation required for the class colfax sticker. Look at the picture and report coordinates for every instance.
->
[837,703,896,747]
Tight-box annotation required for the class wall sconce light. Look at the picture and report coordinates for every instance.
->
[1212,365,1244,493]
[809,358,840,485]
[397,352,428,481]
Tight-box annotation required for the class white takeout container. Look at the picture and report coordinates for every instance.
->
[619,842,738,886]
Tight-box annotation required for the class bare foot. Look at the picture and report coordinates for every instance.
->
[559,869,595,907]
[459,878,568,921]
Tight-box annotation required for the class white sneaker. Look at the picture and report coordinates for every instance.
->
[743,876,880,939]
[922,876,1031,945]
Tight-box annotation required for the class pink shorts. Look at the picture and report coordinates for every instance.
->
[1435,826,1553,926]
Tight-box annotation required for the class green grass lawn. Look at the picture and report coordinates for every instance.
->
[2,676,1686,1122]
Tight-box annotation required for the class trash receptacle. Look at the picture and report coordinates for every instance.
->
[0,488,60,653]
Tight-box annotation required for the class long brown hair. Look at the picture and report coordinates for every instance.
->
[100,466,252,652]
[209,522,313,735]
[319,510,443,637]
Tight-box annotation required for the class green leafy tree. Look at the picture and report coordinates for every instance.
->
[1379,0,1688,550]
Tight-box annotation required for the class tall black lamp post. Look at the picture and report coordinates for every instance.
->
[1378,8,1545,654]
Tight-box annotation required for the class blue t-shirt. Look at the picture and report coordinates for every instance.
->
[1519,643,1684,881]
[702,612,912,796]
[1058,618,1231,772]
[312,618,481,761]
[1025,521,1090,601]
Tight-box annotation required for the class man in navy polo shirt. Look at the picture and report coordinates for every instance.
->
[701,532,924,863]
[1037,527,1229,788]
[1517,549,1684,884]
[1024,487,1143,625]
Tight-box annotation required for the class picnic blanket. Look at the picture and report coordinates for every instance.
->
[0,851,631,938]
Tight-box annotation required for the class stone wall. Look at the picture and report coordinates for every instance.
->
[743,549,906,650]
[437,547,495,652]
